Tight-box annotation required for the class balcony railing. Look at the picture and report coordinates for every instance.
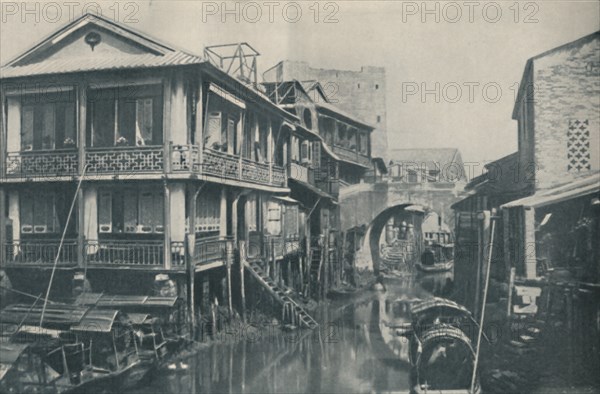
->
[202,149,286,187]
[84,240,164,267]
[3,145,287,188]
[4,240,78,266]
[85,146,164,174]
[332,145,371,167]
[265,235,284,260]
[192,236,233,266]
[5,150,78,178]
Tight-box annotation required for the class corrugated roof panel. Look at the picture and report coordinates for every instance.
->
[1,51,203,78]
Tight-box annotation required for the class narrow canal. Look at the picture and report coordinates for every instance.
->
[131,271,454,394]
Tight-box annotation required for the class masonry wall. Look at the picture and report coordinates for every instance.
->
[533,34,600,190]
[277,60,388,159]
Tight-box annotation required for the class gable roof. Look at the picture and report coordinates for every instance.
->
[1,13,203,78]
[512,31,599,119]
[263,79,374,130]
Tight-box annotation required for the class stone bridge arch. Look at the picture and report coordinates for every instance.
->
[340,183,462,273]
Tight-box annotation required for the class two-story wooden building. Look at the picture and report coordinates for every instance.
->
[262,79,374,297]
[0,14,315,331]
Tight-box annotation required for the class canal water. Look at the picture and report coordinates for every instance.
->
[131,270,454,394]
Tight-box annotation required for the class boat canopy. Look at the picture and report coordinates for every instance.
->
[70,309,122,333]
[0,304,123,333]
[126,313,155,325]
[0,304,89,327]
[411,297,471,317]
[75,293,179,308]
[0,343,29,380]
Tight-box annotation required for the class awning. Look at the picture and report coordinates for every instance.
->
[75,293,179,308]
[289,178,337,202]
[209,83,246,109]
[273,196,302,205]
[501,173,600,209]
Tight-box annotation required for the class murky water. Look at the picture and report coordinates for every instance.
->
[131,271,454,394]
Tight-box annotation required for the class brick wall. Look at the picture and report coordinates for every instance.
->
[532,34,600,190]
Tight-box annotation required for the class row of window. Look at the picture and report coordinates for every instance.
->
[17,190,300,238]
[318,116,369,155]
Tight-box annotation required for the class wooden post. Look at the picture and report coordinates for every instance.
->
[474,211,490,318]
[77,82,87,268]
[163,180,171,270]
[523,207,537,280]
[195,75,204,166]
[506,267,515,318]
[226,241,233,317]
[267,118,273,184]
[0,188,5,265]
[239,240,246,323]
[163,78,172,174]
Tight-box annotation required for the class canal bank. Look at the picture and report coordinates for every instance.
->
[129,273,449,393]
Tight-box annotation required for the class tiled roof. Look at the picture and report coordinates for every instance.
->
[0,50,203,78]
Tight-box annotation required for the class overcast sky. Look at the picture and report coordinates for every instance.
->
[1,1,598,167]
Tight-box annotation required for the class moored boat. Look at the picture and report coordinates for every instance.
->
[416,243,454,273]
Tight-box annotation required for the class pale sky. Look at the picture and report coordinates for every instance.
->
[1,0,599,168]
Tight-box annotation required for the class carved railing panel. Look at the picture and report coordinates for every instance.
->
[4,240,78,265]
[85,147,164,174]
[241,158,270,185]
[171,144,200,172]
[5,150,78,178]
[202,150,240,180]
[272,165,287,187]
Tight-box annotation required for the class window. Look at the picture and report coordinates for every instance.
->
[375,84,379,90]
[196,189,221,233]
[303,108,313,130]
[348,128,357,150]
[338,124,347,147]
[358,133,368,155]
[87,85,163,148]
[357,83,361,89]
[407,170,418,183]
[377,115,381,123]
[98,188,164,234]
[284,204,299,239]
[567,119,591,172]
[266,200,281,236]
[204,91,242,153]
[20,192,59,233]
[291,136,300,162]
[300,140,311,164]
[21,92,76,151]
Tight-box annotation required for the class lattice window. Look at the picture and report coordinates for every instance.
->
[567,119,591,172]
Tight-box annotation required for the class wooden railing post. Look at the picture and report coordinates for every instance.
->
[163,180,172,270]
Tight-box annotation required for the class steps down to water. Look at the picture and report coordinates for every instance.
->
[245,261,319,330]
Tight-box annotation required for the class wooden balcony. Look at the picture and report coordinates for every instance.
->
[332,145,371,167]
[3,240,78,267]
[191,236,233,269]
[5,150,78,179]
[201,149,286,187]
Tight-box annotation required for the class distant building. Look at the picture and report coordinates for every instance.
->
[452,32,600,330]
[387,148,467,186]
[263,60,388,159]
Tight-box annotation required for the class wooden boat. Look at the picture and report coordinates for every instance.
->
[404,298,482,393]
[0,304,146,393]
[416,243,454,273]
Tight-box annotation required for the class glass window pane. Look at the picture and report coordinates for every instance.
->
[136,98,153,146]
[91,99,116,147]
[124,193,138,233]
[41,104,55,150]
[118,99,136,146]
[21,106,34,151]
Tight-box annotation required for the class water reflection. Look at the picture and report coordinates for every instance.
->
[132,273,454,394]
